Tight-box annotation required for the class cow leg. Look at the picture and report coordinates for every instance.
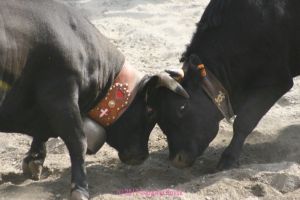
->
[36,79,88,200]
[0,84,49,180]
[63,135,88,200]
[42,105,88,200]
[217,84,292,170]
[22,137,47,180]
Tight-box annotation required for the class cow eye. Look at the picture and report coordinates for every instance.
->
[180,105,185,111]
[178,102,188,116]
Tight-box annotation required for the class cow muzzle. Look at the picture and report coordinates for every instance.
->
[170,151,196,169]
[118,150,149,165]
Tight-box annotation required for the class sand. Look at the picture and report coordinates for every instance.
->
[1,0,300,199]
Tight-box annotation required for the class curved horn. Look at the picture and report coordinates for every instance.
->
[155,72,189,98]
[165,68,185,82]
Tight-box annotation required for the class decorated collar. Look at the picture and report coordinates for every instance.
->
[197,64,235,123]
[88,62,142,127]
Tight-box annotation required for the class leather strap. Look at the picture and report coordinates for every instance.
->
[88,63,142,127]
[198,64,235,123]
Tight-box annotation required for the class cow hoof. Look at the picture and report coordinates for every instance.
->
[71,190,89,200]
[22,157,43,180]
[216,155,239,171]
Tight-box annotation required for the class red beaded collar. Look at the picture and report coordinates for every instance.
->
[88,63,142,127]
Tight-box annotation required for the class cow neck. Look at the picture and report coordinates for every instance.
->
[197,64,235,123]
[88,62,143,127]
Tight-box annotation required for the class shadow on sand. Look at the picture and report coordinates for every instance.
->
[1,124,300,198]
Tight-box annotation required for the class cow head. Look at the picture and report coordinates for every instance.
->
[157,55,224,168]
[106,72,189,165]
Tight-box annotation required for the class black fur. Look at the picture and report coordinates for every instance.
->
[159,0,300,169]
[0,1,160,199]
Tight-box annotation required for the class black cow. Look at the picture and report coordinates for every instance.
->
[0,1,188,199]
[157,0,300,169]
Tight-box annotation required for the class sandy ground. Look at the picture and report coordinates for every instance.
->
[1,0,300,199]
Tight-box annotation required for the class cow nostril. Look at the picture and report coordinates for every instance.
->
[171,152,194,169]
[177,154,183,162]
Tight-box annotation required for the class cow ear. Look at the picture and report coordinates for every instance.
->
[182,54,205,81]
[189,54,203,71]
[180,54,204,75]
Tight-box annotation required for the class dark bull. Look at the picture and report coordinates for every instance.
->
[157,0,300,169]
[0,1,189,199]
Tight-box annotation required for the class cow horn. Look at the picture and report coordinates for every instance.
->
[165,68,185,82]
[155,72,189,98]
